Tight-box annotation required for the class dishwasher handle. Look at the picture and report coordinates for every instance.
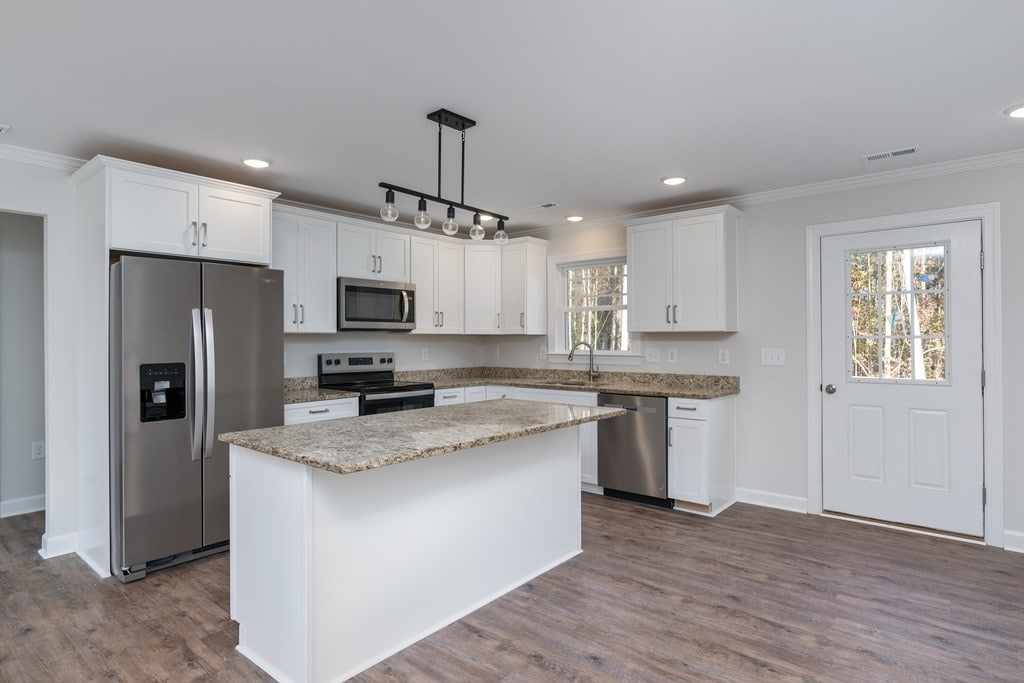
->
[601,403,657,414]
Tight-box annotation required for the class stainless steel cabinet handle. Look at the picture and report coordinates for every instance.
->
[190,308,204,462]
[496,313,501,328]
[191,221,198,247]
[669,426,674,447]
[441,394,458,399]
[308,408,330,414]
[666,305,671,324]
[673,305,678,324]
[676,405,698,411]
[375,255,382,273]
[440,311,444,327]
[434,311,439,327]
[203,307,216,457]
[292,303,298,325]
[201,221,208,247]
[825,384,837,394]
[520,312,525,328]
[299,304,305,324]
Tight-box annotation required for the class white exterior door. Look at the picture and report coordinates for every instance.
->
[821,220,984,536]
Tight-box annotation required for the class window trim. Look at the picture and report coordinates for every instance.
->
[546,248,642,364]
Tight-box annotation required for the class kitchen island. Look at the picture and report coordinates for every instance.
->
[220,399,624,683]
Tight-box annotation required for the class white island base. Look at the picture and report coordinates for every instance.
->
[229,426,582,682]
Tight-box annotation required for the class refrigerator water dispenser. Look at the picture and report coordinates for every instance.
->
[139,362,186,422]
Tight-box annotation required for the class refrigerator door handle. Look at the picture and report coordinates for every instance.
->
[191,308,205,462]
[203,307,216,457]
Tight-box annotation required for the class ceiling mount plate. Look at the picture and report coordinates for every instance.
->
[427,109,476,131]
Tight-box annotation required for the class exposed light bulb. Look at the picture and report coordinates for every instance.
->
[413,197,432,229]
[479,214,494,222]
[493,219,508,245]
[441,205,459,235]
[379,189,399,222]
[469,212,485,240]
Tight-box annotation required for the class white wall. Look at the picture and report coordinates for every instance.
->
[285,332,491,377]
[0,155,81,557]
[0,212,45,516]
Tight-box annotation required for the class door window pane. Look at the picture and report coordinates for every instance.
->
[845,242,948,383]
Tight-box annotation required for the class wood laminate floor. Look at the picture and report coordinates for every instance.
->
[2,495,1023,681]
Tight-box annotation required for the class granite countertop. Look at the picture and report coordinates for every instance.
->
[221,399,625,476]
[283,387,360,404]
[411,368,739,400]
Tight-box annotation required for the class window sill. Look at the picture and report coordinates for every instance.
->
[545,352,644,367]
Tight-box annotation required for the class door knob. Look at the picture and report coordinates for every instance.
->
[825,384,837,394]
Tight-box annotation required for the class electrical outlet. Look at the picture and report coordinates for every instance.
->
[718,349,730,365]
[421,348,429,361]
[667,348,678,363]
[492,345,500,360]
[644,346,660,363]
[31,442,45,460]
[539,344,548,360]
[760,348,786,366]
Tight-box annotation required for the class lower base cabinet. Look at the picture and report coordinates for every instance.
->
[434,388,466,405]
[284,398,358,425]
[667,396,735,516]
[513,387,599,487]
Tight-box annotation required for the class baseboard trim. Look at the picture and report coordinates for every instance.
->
[1003,530,1024,554]
[0,494,45,518]
[735,488,808,514]
[38,530,77,559]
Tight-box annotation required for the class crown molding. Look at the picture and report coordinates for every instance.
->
[0,143,85,173]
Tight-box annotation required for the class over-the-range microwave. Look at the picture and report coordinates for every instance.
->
[337,277,416,331]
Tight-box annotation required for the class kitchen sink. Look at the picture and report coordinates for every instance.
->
[534,380,596,387]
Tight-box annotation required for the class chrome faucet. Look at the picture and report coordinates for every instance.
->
[568,341,599,382]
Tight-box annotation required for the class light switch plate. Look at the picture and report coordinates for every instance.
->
[421,348,429,361]
[718,349,730,365]
[761,348,786,365]
[645,346,660,362]
[667,348,678,363]
[492,345,500,360]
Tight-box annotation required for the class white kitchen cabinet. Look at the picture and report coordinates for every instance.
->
[337,221,410,282]
[434,388,465,405]
[464,386,487,403]
[411,236,464,334]
[500,238,547,334]
[485,385,513,400]
[464,244,502,334]
[284,398,358,425]
[272,210,337,333]
[74,156,276,264]
[626,206,740,332]
[513,387,599,487]
[667,396,736,516]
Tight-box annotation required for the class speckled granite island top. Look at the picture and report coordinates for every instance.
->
[220,399,625,475]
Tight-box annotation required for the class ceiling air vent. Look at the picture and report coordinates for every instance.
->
[0,124,10,135]
[862,146,919,162]
[526,202,559,211]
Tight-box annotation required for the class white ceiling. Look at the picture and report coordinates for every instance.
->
[4,0,1024,234]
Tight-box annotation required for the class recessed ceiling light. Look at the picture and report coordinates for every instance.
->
[661,176,686,186]
[566,216,583,222]
[479,214,494,222]
[1005,104,1024,119]
[242,158,271,169]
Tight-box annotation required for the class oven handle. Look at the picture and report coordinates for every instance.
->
[364,388,435,401]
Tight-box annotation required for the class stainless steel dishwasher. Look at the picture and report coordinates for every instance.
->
[597,393,671,507]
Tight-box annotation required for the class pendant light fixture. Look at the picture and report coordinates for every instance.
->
[379,109,510,242]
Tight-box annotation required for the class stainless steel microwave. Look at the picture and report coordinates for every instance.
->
[337,277,416,331]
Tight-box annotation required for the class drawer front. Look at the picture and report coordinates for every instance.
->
[434,388,466,405]
[667,398,707,420]
[284,398,358,424]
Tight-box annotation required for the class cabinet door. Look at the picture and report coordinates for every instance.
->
[627,221,673,331]
[464,386,487,403]
[485,386,512,400]
[410,237,438,333]
[271,212,301,332]
[672,215,726,331]
[436,241,464,333]
[580,422,598,485]
[501,243,527,333]
[299,216,338,333]
[668,418,708,504]
[337,223,377,278]
[110,169,199,256]
[464,244,502,334]
[375,231,411,282]
[198,185,271,264]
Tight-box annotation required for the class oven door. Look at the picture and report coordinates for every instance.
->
[361,388,435,415]
[338,277,416,331]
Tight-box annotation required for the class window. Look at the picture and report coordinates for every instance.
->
[847,242,947,382]
[560,259,631,352]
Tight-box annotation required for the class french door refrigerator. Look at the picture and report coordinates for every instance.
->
[110,255,283,582]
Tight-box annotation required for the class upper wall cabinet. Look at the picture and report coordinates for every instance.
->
[71,156,278,265]
[337,222,410,282]
[464,243,503,334]
[626,206,740,332]
[272,209,337,333]
[411,236,464,334]
[500,238,547,335]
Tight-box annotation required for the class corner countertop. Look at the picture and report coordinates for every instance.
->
[283,386,360,404]
[221,399,625,476]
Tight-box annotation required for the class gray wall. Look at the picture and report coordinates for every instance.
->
[0,211,45,515]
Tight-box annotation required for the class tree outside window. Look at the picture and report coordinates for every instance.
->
[562,261,631,352]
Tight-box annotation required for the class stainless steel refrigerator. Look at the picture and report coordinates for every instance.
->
[110,255,283,582]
